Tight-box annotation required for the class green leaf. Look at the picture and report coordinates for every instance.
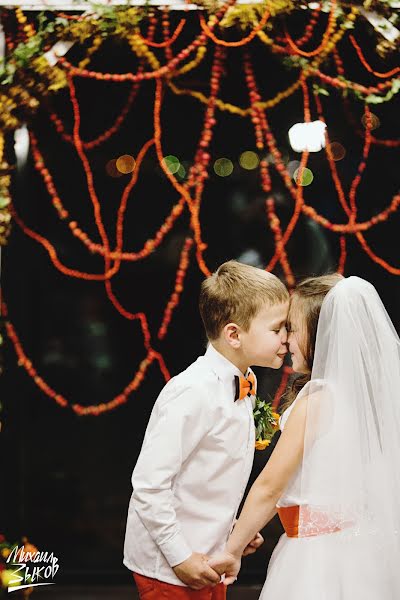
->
[313,83,330,96]
[365,79,400,104]
[14,37,44,68]
[55,17,69,27]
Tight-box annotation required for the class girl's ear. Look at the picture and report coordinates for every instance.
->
[222,322,241,349]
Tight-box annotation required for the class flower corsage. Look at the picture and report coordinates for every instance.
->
[253,396,280,450]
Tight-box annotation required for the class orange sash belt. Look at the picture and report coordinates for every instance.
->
[277,505,343,538]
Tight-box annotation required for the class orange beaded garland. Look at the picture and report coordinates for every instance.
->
[2,3,400,418]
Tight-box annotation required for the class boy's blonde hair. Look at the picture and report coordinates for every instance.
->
[199,260,289,340]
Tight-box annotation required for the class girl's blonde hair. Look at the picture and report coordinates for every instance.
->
[281,273,343,412]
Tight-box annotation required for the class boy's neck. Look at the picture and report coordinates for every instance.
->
[210,341,249,375]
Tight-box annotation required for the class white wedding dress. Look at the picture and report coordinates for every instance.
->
[259,277,400,600]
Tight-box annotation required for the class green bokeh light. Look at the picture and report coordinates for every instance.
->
[162,155,180,174]
[214,158,234,177]
[239,151,259,170]
[293,166,314,186]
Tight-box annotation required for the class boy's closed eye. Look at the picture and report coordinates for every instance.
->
[272,321,287,334]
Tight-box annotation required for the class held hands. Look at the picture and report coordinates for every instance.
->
[207,532,264,587]
[172,533,264,589]
[207,551,241,586]
[173,552,221,590]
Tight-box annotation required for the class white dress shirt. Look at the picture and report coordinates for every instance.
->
[123,343,256,586]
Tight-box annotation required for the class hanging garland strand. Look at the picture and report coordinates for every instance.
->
[29,132,184,263]
[168,6,356,118]
[349,35,400,79]
[199,6,270,48]
[284,0,337,57]
[49,81,142,150]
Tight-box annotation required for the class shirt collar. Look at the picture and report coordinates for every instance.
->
[204,343,252,383]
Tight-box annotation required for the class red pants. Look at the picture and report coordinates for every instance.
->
[133,572,227,600]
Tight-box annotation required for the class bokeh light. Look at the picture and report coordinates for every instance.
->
[214,158,234,177]
[106,159,123,178]
[288,120,326,152]
[293,166,314,186]
[328,142,346,161]
[177,164,186,179]
[280,149,290,165]
[287,160,300,177]
[239,151,259,170]
[116,154,136,174]
[162,155,181,174]
[361,112,380,131]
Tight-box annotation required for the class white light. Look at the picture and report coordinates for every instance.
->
[360,9,400,43]
[14,125,30,168]
[288,120,327,153]
[236,249,263,268]
[0,23,5,62]
[287,160,300,177]
[44,41,74,66]
[308,2,320,9]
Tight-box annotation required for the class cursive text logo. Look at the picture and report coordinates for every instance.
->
[6,545,59,593]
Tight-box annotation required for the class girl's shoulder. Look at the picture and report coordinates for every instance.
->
[279,378,326,431]
[279,397,299,431]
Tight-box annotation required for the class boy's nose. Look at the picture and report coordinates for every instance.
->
[281,327,288,344]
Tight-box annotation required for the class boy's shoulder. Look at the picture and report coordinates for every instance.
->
[157,353,220,406]
[172,354,219,393]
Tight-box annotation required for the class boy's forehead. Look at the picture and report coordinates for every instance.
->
[259,301,289,322]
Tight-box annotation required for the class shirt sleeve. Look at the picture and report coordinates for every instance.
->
[131,379,213,567]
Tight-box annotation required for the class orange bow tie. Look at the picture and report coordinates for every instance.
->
[234,372,256,402]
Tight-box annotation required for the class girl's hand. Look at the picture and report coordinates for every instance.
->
[242,531,264,556]
[231,519,264,556]
[207,551,241,585]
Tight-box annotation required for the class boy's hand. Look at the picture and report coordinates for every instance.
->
[242,531,264,556]
[173,552,221,590]
[207,551,241,586]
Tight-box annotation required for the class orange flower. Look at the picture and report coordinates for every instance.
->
[255,439,271,450]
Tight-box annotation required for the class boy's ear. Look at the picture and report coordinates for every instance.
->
[223,322,241,349]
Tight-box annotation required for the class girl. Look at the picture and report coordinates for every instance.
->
[210,274,400,599]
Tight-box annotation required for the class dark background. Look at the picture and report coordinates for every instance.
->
[1,7,399,586]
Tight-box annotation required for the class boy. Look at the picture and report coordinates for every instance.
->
[123,260,289,599]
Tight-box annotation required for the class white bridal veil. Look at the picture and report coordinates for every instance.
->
[296,276,400,597]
